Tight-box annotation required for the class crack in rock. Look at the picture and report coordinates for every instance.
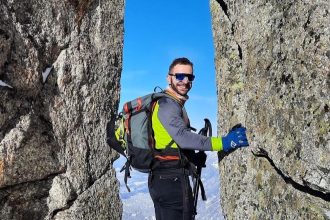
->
[0,167,66,191]
[252,147,330,202]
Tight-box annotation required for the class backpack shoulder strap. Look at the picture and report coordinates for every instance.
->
[163,90,185,106]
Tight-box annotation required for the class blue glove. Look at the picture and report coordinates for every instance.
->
[222,124,249,152]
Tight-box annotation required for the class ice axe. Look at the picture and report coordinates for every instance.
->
[192,118,212,219]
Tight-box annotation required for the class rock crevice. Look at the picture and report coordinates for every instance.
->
[253,147,330,202]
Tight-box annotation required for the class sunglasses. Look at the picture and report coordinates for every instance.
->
[169,73,195,82]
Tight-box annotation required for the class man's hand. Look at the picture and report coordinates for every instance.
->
[222,124,249,152]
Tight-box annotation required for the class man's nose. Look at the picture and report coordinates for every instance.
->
[181,76,190,83]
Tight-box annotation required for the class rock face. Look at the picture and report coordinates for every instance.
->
[0,0,124,219]
[210,0,330,219]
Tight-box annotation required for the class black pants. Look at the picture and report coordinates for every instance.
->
[148,170,194,220]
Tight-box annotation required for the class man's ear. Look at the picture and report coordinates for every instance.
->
[167,75,171,85]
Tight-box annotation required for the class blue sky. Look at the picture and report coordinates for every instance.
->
[120,0,217,133]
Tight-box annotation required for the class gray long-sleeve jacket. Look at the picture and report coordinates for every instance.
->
[152,96,223,151]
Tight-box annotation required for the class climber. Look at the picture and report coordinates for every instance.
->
[148,57,249,220]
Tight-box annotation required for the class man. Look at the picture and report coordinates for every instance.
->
[148,57,249,219]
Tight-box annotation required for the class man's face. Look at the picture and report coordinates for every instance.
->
[167,64,193,96]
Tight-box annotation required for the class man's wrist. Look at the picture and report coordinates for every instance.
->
[211,137,223,151]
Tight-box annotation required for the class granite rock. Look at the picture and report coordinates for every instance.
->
[210,0,330,219]
[0,0,124,219]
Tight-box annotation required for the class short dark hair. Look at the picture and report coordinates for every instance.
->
[168,57,194,74]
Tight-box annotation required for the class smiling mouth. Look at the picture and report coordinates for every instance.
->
[178,85,188,90]
[177,85,189,94]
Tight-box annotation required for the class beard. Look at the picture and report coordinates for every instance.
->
[170,80,191,96]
